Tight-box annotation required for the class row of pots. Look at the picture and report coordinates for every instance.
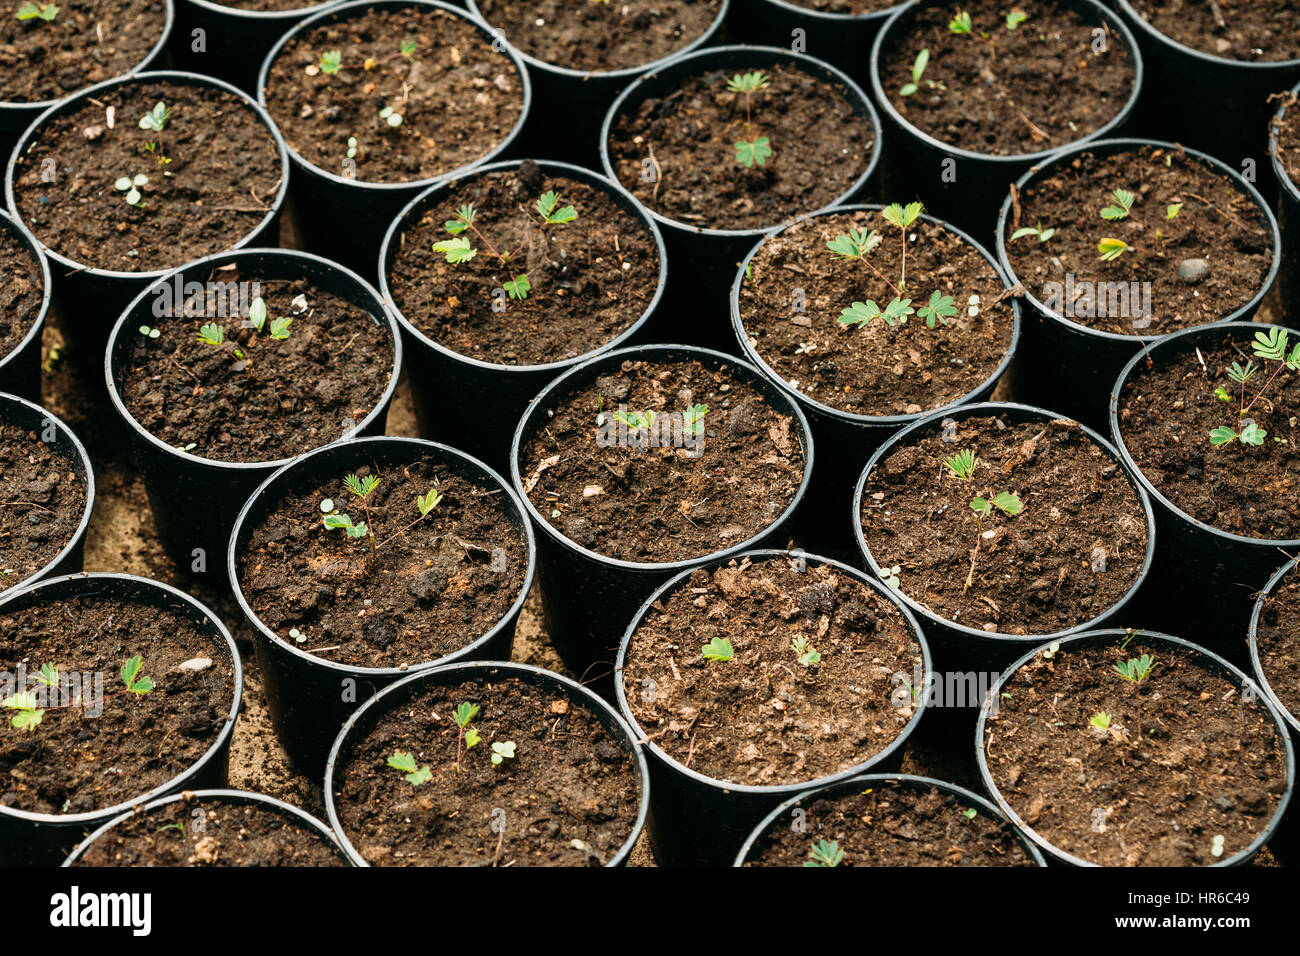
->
[7,563,1294,868]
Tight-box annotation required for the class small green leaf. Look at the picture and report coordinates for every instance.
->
[454,702,480,728]
[1209,426,1239,446]
[702,637,734,662]
[948,10,973,33]
[1239,422,1267,445]
[432,236,476,263]
[503,274,531,300]
[1097,237,1128,261]
[734,138,773,168]
[490,741,516,765]
[268,316,292,340]
[417,488,442,516]
[248,297,268,332]
[882,202,923,230]
[991,491,1023,516]
[464,727,481,749]
[804,839,844,867]
[197,323,224,345]
[319,50,342,74]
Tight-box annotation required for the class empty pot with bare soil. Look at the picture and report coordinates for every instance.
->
[105,247,402,575]
[733,202,1020,558]
[229,436,535,775]
[1250,558,1300,862]
[1000,139,1279,430]
[0,211,50,402]
[978,629,1295,866]
[0,393,94,596]
[615,549,932,866]
[0,573,242,866]
[1271,83,1300,330]
[466,0,730,167]
[1114,0,1300,165]
[258,0,530,278]
[0,0,175,155]
[326,661,649,866]
[601,45,881,348]
[380,159,665,472]
[735,773,1045,866]
[511,345,813,684]
[1109,322,1300,649]
[854,401,1155,735]
[5,71,289,354]
[63,788,350,866]
[869,0,1142,241]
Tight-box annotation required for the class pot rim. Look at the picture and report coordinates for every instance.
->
[1268,80,1300,207]
[1248,557,1300,737]
[1108,320,1300,549]
[103,246,403,472]
[0,209,52,378]
[323,658,651,867]
[852,400,1159,643]
[226,435,538,677]
[597,43,883,240]
[0,572,243,827]
[730,203,1023,427]
[1114,0,1300,70]
[378,158,666,375]
[974,627,1298,867]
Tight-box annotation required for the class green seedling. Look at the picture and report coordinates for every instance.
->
[490,741,516,766]
[1100,188,1135,221]
[115,173,148,208]
[1114,653,1156,682]
[917,290,958,328]
[684,404,710,435]
[120,655,155,695]
[961,807,979,820]
[1208,328,1299,447]
[614,408,656,431]
[1097,188,1186,259]
[453,701,480,777]
[388,751,432,785]
[2,691,43,731]
[804,839,844,867]
[948,10,974,33]
[944,450,1022,593]
[727,71,773,168]
[1009,221,1054,243]
[246,297,293,340]
[319,50,342,74]
[379,105,403,127]
[16,2,59,20]
[702,636,734,662]
[900,48,929,97]
[138,102,172,165]
[1089,711,1112,730]
[881,201,923,290]
[792,635,821,667]
[138,325,161,339]
[1097,237,1128,261]
[434,192,578,301]
[1005,9,1027,29]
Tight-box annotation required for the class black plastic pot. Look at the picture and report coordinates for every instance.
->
[105,247,402,576]
[4,71,290,359]
[379,159,666,474]
[257,0,531,281]
[732,204,1021,561]
[171,0,343,95]
[599,44,882,352]
[465,0,730,169]
[228,436,536,776]
[0,210,51,402]
[868,0,1143,246]
[731,0,906,86]
[614,548,932,867]
[1272,82,1300,330]
[0,572,243,867]
[734,772,1048,866]
[509,344,814,686]
[999,139,1281,433]
[1109,322,1300,653]
[1114,0,1300,177]
[0,392,95,592]
[0,0,176,160]
[324,659,650,866]
[61,788,351,866]
[853,402,1157,680]
[976,629,1296,867]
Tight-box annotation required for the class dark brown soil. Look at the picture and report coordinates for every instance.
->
[386,162,659,366]
[773,0,899,12]
[1005,144,1274,336]
[519,359,806,562]
[476,0,721,72]
[1256,563,1300,724]
[881,1,1135,156]
[607,61,874,231]
[71,794,346,865]
[744,780,1037,865]
[0,0,167,103]
[215,0,330,10]
[984,636,1290,865]
[0,595,235,816]
[860,414,1149,635]
[623,555,923,785]
[738,209,1015,417]
[262,5,524,184]
[1131,0,1300,62]
[1116,331,1300,540]
[1272,90,1300,189]
[0,422,88,594]
[237,457,529,669]
[116,269,394,463]
[10,79,282,274]
[333,673,641,865]
[0,226,44,363]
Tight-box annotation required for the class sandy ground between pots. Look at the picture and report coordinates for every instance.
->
[32,208,1282,866]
